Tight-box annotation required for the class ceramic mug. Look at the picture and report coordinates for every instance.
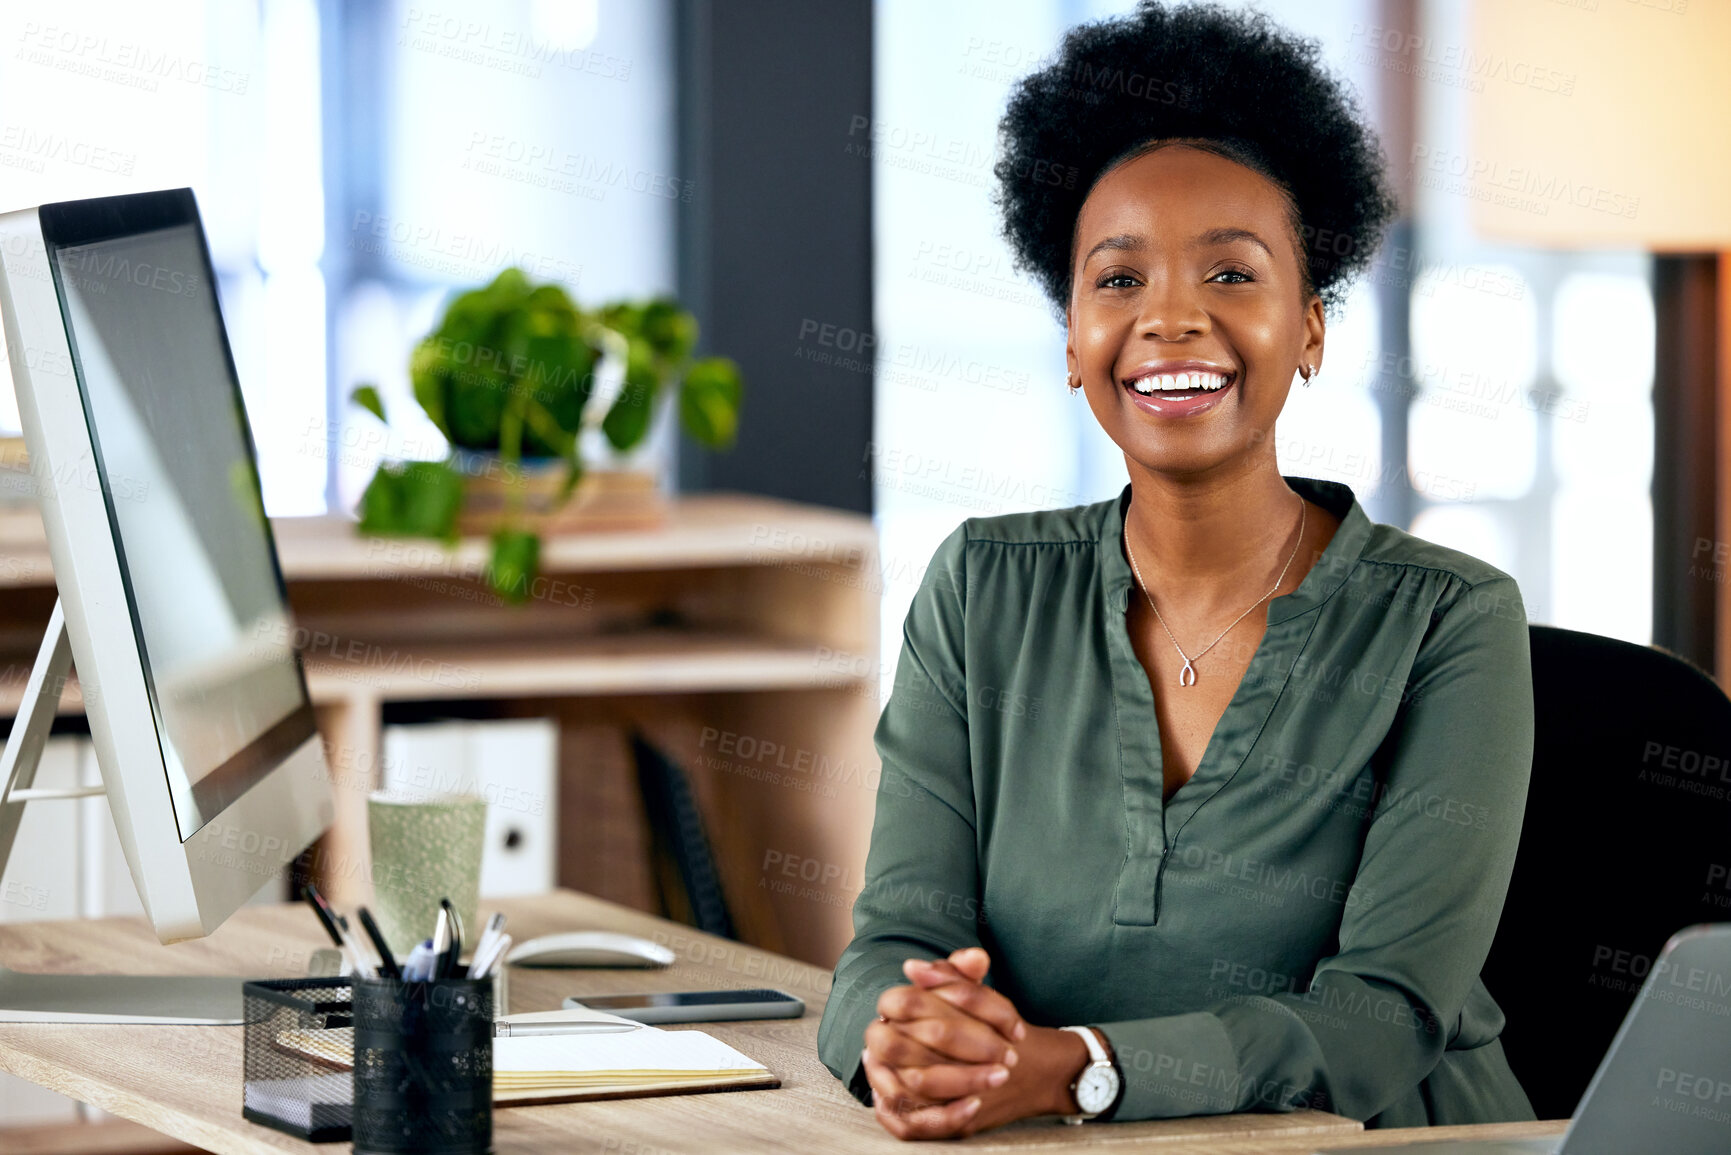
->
[366,791,486,957]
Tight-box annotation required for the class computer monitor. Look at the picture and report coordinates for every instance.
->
[0,188,333,1022]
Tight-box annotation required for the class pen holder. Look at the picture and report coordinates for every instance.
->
[242,977,355,1142]
[351,976,494,1155]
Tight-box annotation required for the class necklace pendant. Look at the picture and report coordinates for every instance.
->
[1178,659,1197,687]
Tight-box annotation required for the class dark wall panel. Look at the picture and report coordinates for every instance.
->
[675,0,874,514]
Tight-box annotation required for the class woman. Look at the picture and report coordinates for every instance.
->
[816,1,1539,1141]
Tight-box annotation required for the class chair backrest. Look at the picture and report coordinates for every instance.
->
[1479,625,1731,1120]
[631,731,737,940]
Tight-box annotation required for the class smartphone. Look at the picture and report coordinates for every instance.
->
[562,988,805,1024]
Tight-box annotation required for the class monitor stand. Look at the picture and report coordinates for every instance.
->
[0,600,244,1024]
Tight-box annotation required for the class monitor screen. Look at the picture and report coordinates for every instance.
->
[45,215,316,841]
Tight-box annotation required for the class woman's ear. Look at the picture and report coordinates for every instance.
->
[1301,293,1326,377]
[1064,307,1078,384]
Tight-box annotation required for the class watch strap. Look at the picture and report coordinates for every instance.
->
[1061,1024,1109,1065]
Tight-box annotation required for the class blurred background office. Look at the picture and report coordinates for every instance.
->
[3,0,1715,682]
[2,0,1728,1142]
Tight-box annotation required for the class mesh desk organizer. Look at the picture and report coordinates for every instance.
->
[243,977,355,1142]
[243,975,496,1153]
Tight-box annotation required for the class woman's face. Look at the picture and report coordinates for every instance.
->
[1066,143,1326,480]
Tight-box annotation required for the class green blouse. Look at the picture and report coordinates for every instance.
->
[817,475,1538,1128]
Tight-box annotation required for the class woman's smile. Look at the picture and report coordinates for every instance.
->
[1119,358,1238,418]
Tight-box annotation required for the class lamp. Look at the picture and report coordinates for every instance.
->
[1467,0,1731,683]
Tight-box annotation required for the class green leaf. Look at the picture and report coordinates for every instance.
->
[521,333,597,446]
[496,305,532,372]
[678,356,743,448]
[447,368,508,448]
[525,283,580,323]
[487,528,540,604]
[350,383,386,423]
[521,400,576,461]
[639,298,697,363]
[355,459,465,541]
[409,339,451,438]
[556,456,585,504]
[599,301,642,339]
[477,268,529,311]
[601,341,660,450]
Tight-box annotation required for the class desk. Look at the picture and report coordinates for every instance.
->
[0,890,1567,1153]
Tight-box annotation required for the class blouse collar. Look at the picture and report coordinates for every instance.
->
[1099,475,1372,626]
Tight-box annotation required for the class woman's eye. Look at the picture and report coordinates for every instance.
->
[1211,268,1255,284]
[1098,273,1140,289]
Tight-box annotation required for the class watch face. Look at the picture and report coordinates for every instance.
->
[1076,1065,1118,1114]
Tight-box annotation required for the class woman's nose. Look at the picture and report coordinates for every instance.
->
[1134,277,1208,340]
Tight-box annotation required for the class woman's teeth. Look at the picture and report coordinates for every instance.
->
[1126,372,1231,394]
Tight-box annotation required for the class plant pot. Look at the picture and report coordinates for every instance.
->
[455,459,669,536]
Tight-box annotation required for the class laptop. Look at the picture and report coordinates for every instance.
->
[1316,924,1731,1155]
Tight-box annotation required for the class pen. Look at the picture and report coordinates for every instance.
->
[493,1019,638,1038]
[402,940,435,981]
[356,907,401,980]
[337,914,382,977]
[301,885,373,977]
[463,928,505,976]
[467,913,506,977]
[438,898,462,979]
[300,884,345,948]
[431,906,451,979]
[333,914,377,978]
[492,1008,641,1038]
[467,932,512,979]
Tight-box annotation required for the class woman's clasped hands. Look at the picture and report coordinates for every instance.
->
[860,946,1090,1140]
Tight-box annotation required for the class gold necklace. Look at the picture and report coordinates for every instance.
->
[1124,495,1306,688]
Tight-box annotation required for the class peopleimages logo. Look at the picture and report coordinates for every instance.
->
[0,125,135,176]
[1408,145,1640,220]
[58,245,202,298]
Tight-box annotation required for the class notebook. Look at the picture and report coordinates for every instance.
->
[492,1028,778,1105]
[272,1010,779,1106]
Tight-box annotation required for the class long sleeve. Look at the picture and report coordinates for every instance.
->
[1092,576,1536,1122]
[816,524,982,1106]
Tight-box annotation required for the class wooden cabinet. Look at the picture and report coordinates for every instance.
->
[0,495,881,969]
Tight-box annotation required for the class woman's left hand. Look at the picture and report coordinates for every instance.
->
[863,947,1090,1140]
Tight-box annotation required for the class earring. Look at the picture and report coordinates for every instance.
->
[1301,363,1317,388]
[1067,371,1079,395]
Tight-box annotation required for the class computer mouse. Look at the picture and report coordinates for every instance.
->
[505,930,676,968]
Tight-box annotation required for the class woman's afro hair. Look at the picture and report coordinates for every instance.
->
[993,1,1400,318]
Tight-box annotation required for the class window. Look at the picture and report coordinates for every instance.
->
[0,0,675,519]
[1407,0,1654,644]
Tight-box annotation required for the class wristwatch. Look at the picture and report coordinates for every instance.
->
[1058,1025,1121,1124]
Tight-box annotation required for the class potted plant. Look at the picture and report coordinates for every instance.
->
[351,267,742,603]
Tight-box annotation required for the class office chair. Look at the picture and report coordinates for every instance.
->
[1477,625,1731,1120]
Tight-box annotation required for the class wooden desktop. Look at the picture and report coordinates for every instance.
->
[0,890,1568,1154]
